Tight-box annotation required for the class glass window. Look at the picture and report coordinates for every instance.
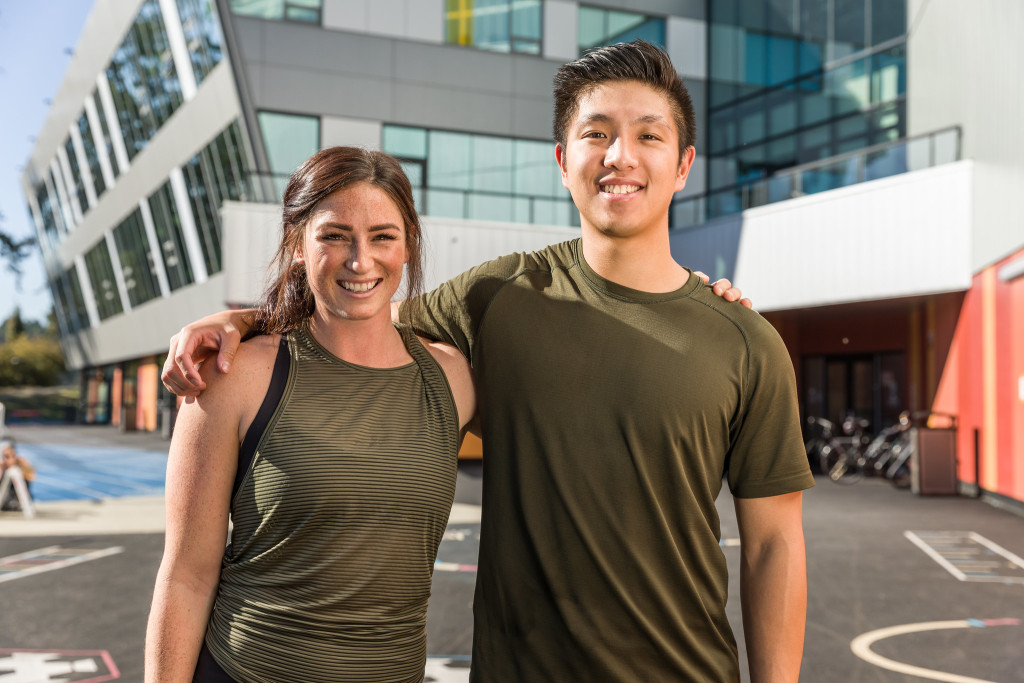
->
[230,0,322,23]
[34,181,61,248]
[578,6,665,54]
[105,0,184,160]
[383,126,427,159]
[148,180,194,291]
[871,0,906,45]
[446,0,541,55]
[64,136,89,213]
[64,266,91,331]
[176,0,224,86]
[471,136,512,194]
[871,45,905,104]
[92,89,121,178]
[428,131,473,191]
[828,57,870,116]
[182,121,254,275]
[258,111,319,199]
[78,112,106,197]
[383,124,571,225]
[833,0,867,58]
[513,139,561,199]
[112,208,162,307]
[84,240,124,321]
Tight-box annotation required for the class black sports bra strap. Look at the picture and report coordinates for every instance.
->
[233,336,291,499]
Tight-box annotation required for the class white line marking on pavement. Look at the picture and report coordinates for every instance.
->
[905,531,968,580]
[425,656,471,682]
[905,531,1024,583]
[0,546,124,584]
[851,619,1019,683]
[968,532,1024,569]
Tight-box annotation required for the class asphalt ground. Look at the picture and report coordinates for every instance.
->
[2,424,1023,682]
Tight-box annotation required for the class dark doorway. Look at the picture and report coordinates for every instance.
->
[802,352,906,435]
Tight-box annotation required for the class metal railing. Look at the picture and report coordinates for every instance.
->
[671,126,962,230]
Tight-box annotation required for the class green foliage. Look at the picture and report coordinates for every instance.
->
[0,309,57,344]
[0,333,66,386]
[0,210,39,287]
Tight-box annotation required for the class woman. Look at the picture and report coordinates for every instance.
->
[145,147,475,682]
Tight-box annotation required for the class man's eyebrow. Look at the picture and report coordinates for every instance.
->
[575,113,670,127]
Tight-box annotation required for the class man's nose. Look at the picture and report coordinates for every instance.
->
[605,136,638,169]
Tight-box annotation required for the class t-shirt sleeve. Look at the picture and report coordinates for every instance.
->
[726,315,815,498]
[398,252,525,364]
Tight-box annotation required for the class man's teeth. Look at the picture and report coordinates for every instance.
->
[341,280,378,293]
[601,185,640,194]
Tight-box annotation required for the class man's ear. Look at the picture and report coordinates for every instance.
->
[556,143,570,189]
[674,146,697,193]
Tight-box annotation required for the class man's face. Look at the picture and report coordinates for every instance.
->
[556,80,694,241]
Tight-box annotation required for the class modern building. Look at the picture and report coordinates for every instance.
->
[22,1,1023,507]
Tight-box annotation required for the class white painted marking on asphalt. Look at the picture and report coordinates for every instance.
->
[905,531,968,580]
[0,546,124,584]
[425,656,470,682]
[851,619,1018,683]
[968,532,1024,570]
[905,531,1024,583]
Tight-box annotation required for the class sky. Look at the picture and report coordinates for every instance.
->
[0,0,93,325]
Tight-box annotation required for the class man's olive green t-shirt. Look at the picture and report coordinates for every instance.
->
[400,239,813,682]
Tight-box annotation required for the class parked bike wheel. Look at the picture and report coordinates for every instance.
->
[820,445,864,484]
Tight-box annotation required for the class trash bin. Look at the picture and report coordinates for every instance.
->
[910,414,958,496]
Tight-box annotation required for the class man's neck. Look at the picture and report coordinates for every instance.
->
[580,225,689,293]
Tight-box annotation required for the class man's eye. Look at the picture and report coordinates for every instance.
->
[583,131,605,139]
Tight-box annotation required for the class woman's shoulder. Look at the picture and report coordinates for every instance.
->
[198,333,282,396]
[418,337,469,377]
[417,336,475,430]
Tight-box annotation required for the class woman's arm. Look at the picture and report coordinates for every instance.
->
[145,337,277,681]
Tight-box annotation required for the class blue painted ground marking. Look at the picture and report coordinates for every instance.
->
[15,442,168,502]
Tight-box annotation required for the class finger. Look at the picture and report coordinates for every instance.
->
[216,328,243,373]
[174,343,205,389]
[693,270,710,284]
[711,278,733,295]
[740,297,753,309]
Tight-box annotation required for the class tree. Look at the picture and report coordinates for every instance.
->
[0,210,38,288]
[2,308,25,343]
[0,333,65,386]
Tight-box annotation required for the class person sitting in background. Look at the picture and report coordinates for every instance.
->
[0,439,35,511]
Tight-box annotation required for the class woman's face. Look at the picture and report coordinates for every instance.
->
[294,182,410,327]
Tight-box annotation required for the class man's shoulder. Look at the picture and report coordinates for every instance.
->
[688,283,784,350]
[452,239,578,286]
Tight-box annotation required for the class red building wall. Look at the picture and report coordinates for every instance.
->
[934,248,1024,504]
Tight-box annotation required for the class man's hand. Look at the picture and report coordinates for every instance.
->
[161,310,253,400]
[693,271,753,309]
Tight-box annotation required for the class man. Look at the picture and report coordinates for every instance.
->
[163,41,812,682]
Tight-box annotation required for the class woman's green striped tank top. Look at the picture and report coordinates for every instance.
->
[204,323,460,682]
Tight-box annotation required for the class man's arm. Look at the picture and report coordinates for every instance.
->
[162,278,749,397]
[734,491,807,683]
[161,309,255,397]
